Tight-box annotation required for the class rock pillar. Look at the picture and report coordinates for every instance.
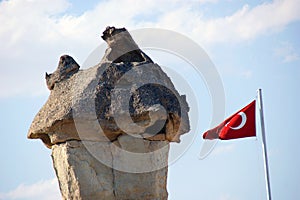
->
[28,26,190,200]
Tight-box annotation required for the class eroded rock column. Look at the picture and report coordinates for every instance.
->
[52,141,114,199]
[51,138,169,199]
[28,26,190,200]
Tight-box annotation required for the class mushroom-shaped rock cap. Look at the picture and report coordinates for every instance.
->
[28,26,190,148]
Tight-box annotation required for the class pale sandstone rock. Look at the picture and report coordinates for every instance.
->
[52,141,115,200]
[52,138,169,200]
[112,135,169,200]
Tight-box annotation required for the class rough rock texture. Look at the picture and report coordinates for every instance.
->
[45,55,80,90]
[52,137,169,200]
[52,141,115,199]
[28,26,190,148]
[28,26,190,200]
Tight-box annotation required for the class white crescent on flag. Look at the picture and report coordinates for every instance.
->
[225,112,247,130]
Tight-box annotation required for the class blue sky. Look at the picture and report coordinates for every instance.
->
[0,0,299,199]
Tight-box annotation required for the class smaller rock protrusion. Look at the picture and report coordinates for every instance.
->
[46,55,80,90]
[101,26,153,63]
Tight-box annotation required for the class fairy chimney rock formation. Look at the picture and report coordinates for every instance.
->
[28,26,190,200]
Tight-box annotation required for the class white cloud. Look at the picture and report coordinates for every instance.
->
[211,143,235,156]
[240,69,253,79]
[284,53,300,63]
[219,193,238,200]
[140,0,300,44]
[0,178,60,200]
[274,42,300,63]
[217,64,254,79]
[0,0,299,98]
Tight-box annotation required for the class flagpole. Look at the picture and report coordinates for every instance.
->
[257,89,272,200]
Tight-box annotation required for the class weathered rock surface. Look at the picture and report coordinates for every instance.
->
[28,26,190,148]
[28,26,190,200]
[52,138,169,200]
[52,141,115,199]
[46,55,80,90]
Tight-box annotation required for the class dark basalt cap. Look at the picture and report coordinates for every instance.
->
[101,26,127,41]
[28,26,190,148]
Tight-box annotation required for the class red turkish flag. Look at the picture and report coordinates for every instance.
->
[203,100,256,140]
